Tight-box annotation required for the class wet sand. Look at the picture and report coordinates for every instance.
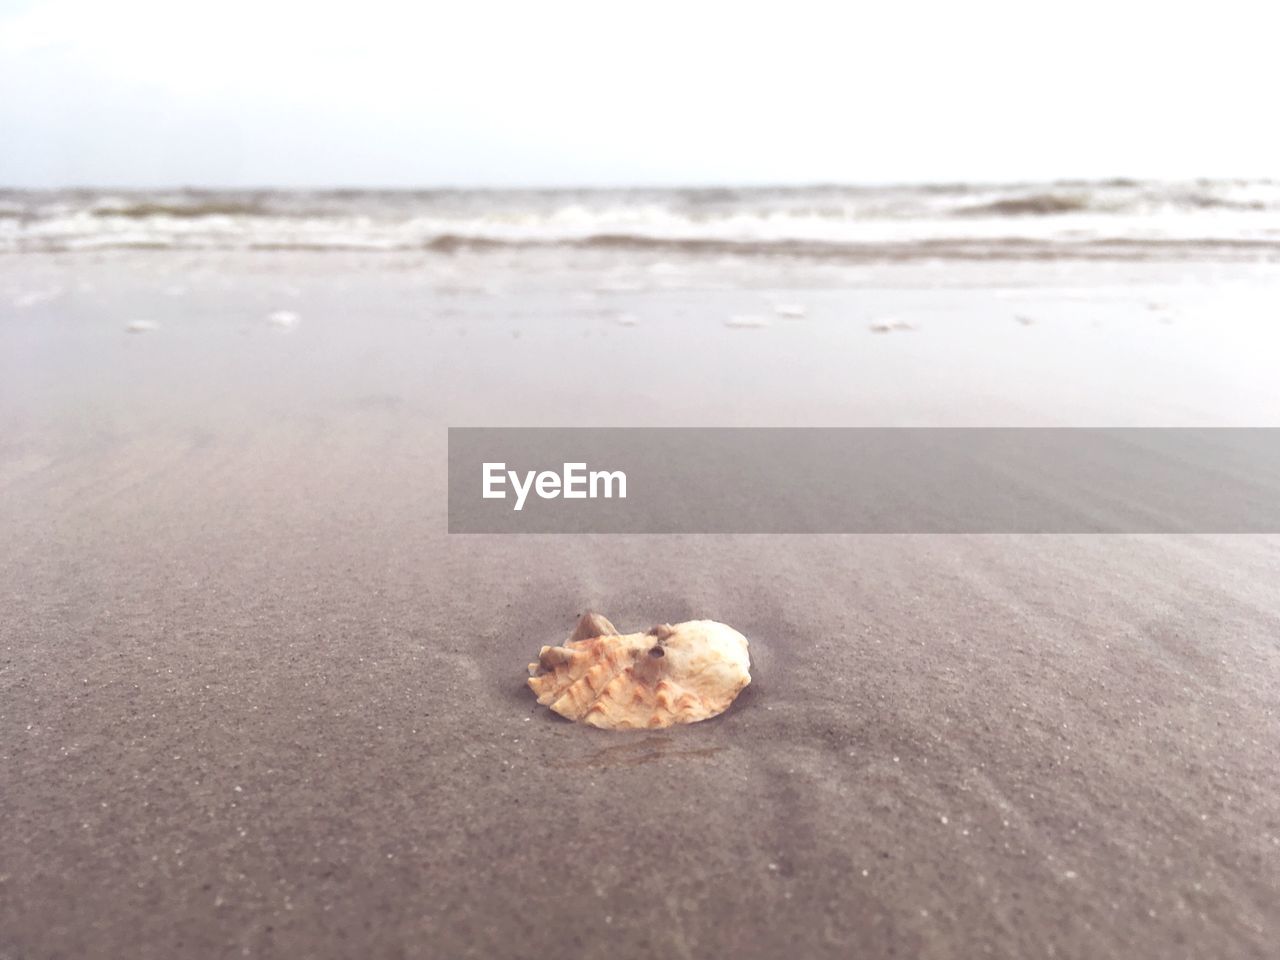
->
[2,251,1279,959]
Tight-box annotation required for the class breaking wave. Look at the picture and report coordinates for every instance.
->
[88,200,280,219]
[953,193,1092,216]
[2,179,1277,258]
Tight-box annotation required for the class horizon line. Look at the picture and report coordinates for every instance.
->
[1,175,1273,193]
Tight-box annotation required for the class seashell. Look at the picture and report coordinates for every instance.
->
[773,303,807,319]
[724,314,771,329]
[869,317,915,334]
[528,613,751,729]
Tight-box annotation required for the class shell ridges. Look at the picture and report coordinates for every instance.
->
[527,613,751,729]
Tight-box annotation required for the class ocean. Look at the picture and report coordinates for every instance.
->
[2,179,1278,260]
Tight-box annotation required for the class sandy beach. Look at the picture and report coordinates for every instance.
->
[3,247,1280,959]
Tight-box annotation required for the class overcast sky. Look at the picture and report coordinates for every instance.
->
[1,0,1277,188]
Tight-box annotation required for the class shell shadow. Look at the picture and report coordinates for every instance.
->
[549,735,725,769]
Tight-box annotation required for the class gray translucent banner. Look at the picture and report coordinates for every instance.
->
[447,429,1280,533]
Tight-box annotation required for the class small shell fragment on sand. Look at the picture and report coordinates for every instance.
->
[266,310,300,328]
[724,314,771,329]
[15,289,60,308]
[869,317,915,333]
[528,613,752,729]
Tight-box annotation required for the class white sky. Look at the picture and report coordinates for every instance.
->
[1,0,1278,188]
